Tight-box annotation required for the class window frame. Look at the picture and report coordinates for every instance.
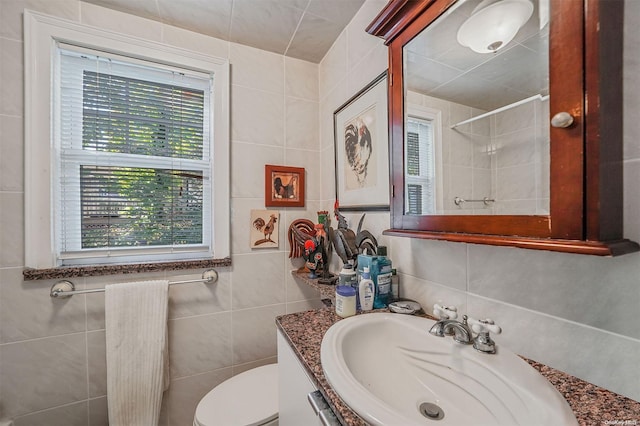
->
[24,10,230,269]
[404,104,443,215]
[406,117,434,215]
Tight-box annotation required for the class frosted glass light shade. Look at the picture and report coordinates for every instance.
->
[457,0,534,53]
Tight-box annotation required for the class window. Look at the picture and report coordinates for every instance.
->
[406,118,434,214]
[56,47,212,264]
[405,105,442,215]
[25,10,229,268]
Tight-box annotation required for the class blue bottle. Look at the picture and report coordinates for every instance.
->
[373,246,392,309]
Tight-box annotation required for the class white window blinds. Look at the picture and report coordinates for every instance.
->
[405,117,436,215]
[56,46,213,264]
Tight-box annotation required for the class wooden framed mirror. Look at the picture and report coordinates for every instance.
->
[367,0,638,255]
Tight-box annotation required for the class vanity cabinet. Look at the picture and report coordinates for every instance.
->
[367,0,638,256]
[278,330,339,426]
[278,330,318,425]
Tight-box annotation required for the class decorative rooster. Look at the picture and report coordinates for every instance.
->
[354,214,378,255]
[288,217,335,283]
[253,214,277,246]
[330,201,378,268]
[303,239,323,279]
[287,218,316,258]
[331,201,359,265]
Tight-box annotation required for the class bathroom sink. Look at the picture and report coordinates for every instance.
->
[320,313,577,426]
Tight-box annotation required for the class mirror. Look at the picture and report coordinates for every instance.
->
[403,0,549,216]
[367,0,637,255]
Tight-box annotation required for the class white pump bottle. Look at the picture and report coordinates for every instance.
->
[359,266,374,311]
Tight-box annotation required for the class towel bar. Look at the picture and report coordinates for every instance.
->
[50,269,218,298]
[454,197,495,206]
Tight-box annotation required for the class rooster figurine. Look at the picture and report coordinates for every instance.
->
[288,217,335,283]
[287,219,316,258]
[331,201,359,265]
[303,239,323,278]
[330,201,378,268]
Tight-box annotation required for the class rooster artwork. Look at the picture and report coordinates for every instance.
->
[250,210,279,248]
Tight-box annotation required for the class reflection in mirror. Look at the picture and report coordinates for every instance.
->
[403,0,549,216]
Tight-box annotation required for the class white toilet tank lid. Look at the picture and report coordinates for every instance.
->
[195,363,278,426]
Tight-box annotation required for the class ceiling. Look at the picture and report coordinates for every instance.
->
[405,0,548,112]
[83,0,366,63]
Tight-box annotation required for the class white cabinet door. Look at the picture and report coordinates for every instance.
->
[277,330,319,425]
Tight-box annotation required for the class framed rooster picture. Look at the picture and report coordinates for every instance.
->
[265,165,305,207]
[250,209,279,249]
[333,71,389,211]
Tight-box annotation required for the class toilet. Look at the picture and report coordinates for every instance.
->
[193,364,278,426]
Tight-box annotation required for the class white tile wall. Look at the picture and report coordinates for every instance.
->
[285,99,320,150]
[169,312,233,377]
[0,333,87,418]
[12,400,89,426]
[229,43,284,94]
[284,56,319,101]
[231,85,285,146]
[0,2,321,424]
[492,98,548,213]
[231,304,286,365]
[80,2,163,40]
[0,115,24,192]
[2,0,640,424]
[0,0,80,40]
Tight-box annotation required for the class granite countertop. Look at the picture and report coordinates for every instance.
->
[276,307,640,426]
[292,269,338,301]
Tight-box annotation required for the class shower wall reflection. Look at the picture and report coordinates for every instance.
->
[406,90,549,216]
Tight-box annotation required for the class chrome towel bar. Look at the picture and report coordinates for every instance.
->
[454,197,495,206]
[50,269,218,298]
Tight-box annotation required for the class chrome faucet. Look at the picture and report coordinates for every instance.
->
[428,303,458,337]
[429,314,473,344]
[429,304,502,350]
[428,304,473,344]
[442,315,473,344]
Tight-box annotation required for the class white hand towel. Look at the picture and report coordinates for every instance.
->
[105,280,170,426]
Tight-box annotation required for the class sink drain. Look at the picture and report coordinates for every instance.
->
[419,402,445,420]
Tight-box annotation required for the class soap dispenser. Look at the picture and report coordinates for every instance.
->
[359,266,374,311]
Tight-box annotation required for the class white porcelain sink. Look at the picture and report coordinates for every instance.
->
[321,313,577,426]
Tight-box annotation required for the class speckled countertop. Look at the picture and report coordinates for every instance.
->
[276,307,640,426]
[293,269,338,301]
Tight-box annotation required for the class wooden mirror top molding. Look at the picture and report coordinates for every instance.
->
[368,0,639,256]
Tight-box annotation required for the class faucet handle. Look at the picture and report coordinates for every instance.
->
[468,318,502,335]
[433,304,458,320]
[468,318,501,354]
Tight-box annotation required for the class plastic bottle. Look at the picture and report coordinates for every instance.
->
[335,285,356,318]
[373,246,392,309]
[391,268,399,301]
[339,263,359,309]
[359,266,374,311]
[356,250,376,284]
[339,263,357,288]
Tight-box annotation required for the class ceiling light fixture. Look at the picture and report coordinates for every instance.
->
[457,0,534,54]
